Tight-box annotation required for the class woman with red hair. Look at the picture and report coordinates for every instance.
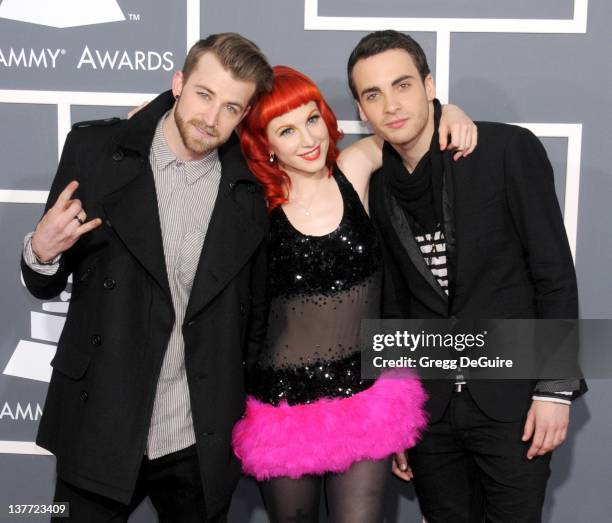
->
[232,66,475,522]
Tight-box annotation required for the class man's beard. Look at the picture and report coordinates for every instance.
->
[174,104,221,156]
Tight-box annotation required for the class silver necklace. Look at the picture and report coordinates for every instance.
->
[291,173,326,216]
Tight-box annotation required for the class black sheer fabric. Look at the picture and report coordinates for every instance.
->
[249,168,382,406]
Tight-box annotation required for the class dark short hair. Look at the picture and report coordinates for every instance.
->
[182,33,273,103]
[347,30,431,100]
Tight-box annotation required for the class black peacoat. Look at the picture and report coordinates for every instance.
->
[20,90,268,517]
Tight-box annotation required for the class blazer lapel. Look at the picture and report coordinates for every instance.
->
[385,187,448,301]
[441,151,458,304]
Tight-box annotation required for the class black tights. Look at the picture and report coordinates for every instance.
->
[259,458,389,523]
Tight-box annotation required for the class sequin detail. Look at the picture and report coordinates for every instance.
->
[250,352,371,406]
[268,180,380,300]
[251,168,382,405]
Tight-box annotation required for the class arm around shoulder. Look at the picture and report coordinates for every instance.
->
[337,135,384,208]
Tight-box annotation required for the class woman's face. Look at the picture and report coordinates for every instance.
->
[266,101,330,178]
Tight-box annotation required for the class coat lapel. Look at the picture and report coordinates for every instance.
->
[184,137,264,324]
[100,90,176,302]
[101,161,172,303]
[100,93,264,323]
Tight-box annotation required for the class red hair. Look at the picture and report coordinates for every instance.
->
[239,65,343,211]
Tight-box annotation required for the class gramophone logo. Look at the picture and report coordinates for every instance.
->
[2,273,71,383]
[0,0,126,28]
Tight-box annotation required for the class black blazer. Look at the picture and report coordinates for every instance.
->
[21,91,268,517]
[369,121,578,423]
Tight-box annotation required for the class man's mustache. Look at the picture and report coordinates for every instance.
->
[191,120,219,138]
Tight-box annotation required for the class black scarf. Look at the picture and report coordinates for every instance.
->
[383,100,444,236]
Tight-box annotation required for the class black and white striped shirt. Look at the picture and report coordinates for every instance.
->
[414,225,448,295]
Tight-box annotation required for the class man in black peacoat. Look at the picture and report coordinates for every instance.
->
[20,35,271,521]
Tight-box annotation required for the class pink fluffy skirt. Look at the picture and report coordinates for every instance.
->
[232,371,427,480]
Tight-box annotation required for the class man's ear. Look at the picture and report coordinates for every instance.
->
[172,71,184,100]
[424,73,436,102]
[357,102,368,123]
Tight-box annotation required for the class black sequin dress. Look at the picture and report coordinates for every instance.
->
[249,168,381,405]
[233,168,427,480]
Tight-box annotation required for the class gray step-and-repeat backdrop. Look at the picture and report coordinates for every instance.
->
[1,1,610,521]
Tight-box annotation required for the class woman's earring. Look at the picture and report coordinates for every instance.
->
[268,152,275,164]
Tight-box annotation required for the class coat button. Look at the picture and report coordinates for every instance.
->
[105,219,112,228]
[247,185,256,193]
[112,150,124,161]
[201,428,215,436]
[239,303,246,315]
[80,391,89,402]
[103,278,116,290]
[91,334,102,346]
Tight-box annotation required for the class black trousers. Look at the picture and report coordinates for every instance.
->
[409,388,551,523]
[52,445,225,523]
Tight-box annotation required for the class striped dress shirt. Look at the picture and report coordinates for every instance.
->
[146,115,221,457]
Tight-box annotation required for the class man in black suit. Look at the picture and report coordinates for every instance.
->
[346,31,584,522]
[20,33,272,522]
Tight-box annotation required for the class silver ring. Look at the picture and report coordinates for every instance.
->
[74,215,85,225]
